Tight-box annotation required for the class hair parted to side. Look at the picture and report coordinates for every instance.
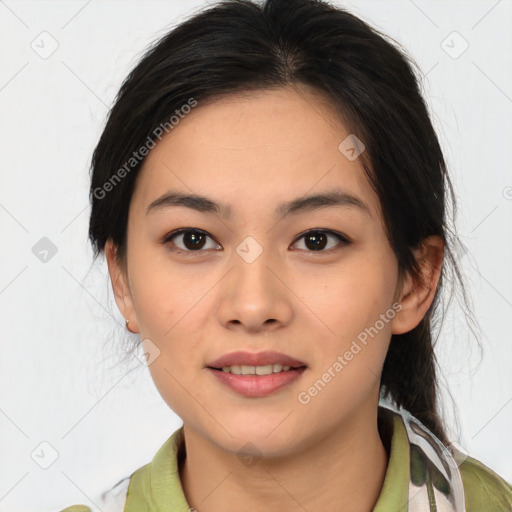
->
[88,0,480,446]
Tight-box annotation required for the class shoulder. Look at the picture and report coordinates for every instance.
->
[459,454,512,511]
[381,404,512,511]
[58,475,130,512]
[58,428,184,512]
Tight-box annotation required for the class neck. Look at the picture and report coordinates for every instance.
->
[179,404,390,512]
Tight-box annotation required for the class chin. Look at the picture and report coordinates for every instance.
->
[214,422,299,459]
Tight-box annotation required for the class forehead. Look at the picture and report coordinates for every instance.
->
[131,85,381,221]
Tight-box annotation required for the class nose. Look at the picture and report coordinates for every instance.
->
[216,244,293,334]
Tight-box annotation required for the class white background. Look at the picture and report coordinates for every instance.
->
[0,1,511,510]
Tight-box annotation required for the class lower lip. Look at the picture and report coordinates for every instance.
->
[207,367,307,397]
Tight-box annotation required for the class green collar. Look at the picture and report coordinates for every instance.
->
[125,409,412,511]
[125,426,190,511]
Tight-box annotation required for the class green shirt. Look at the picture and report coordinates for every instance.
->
[61,407,512,511]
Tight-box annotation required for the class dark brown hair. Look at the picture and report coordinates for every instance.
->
[88,0,479,445]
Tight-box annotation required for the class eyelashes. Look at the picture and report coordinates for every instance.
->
[162,228,351,255]
[163,228,222,252]
[292,229,351,252]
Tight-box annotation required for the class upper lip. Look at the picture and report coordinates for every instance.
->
[206,350,307,369]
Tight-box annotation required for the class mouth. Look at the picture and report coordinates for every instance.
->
[205,351,308,397]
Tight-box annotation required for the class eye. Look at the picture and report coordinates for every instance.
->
[291,229,351,252]
[162,228,351,254]
[163,228,221,253]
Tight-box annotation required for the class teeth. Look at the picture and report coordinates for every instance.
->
[256,365,274,375]
[220,364,294,375]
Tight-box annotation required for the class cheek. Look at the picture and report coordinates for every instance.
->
[146,331,217,429]
[295,281,394,431]
[128,246,206,338]
[295,253,397,345]
[293,249,397,402]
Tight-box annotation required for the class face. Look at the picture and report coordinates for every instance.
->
[109,85,407,456]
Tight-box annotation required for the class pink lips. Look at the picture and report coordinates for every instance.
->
[206,350,307,397]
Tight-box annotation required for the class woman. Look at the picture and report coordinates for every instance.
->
[62,0,512,510]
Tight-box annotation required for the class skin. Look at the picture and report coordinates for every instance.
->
[105,84,444,512]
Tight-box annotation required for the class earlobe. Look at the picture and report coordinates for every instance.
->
[105,238,140,333]
[391,235,444,335]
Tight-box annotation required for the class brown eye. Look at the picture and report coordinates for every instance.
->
[292,230,350,252]
[163,229,221,252]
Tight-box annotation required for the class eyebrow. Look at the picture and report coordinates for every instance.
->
[146,188,370,218]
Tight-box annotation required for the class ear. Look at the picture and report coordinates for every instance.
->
[391,235,444,335]
[105,238,140,333]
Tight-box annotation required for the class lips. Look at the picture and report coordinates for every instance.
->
[206,350,307,369]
